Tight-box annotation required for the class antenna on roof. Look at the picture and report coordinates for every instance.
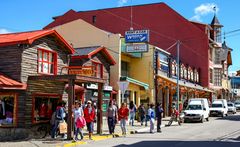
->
[130,0,133,30]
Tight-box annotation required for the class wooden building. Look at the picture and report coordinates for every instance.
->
[0,30,74,140]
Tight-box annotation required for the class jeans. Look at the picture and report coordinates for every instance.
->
[145,115,150,126]
[75,123,84,140]
[86,122,94,133]
[51,120,60,138]
[157,117,162,131]
[129,112,135,126]
[150,118,154,133]
[108,117,116,134]
[120,119,127,134]
[140,115,145,125]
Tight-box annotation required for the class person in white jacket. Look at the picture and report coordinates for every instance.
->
[148,104,155,133]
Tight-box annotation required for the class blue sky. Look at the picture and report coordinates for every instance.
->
[0,0,239,72]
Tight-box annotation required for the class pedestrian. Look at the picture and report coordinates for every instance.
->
[148,103,155,133]
[107,100,118,137]
[84,100,95,140]
[129,101,136,126]
[73,102,84,141]
[145,103,150,126]
[138,103,146,126]
[51,101,65,139]
[118,103,129,136]
[156,103,164,133]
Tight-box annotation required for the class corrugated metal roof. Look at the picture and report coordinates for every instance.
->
[74,46,100,56]
[0,30,75,53]
[0,73,26,90]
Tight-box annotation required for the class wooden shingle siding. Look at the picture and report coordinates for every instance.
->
[0,44,22,82]
[21,36,69,83]
[25,79,66,126]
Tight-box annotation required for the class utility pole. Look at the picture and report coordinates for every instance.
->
[176,40,180,111]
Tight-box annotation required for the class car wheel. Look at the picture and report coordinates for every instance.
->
[226,113,228,116]
[221,113,224,117]
[206,117,209,121]
[201,116,204,123]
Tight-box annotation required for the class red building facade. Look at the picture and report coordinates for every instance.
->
[45,2,209,88]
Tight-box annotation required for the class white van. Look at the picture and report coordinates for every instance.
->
[184,98,210,123]
[210,99,228,117]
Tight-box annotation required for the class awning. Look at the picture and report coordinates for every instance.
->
[0,73,26,90]
[65,84,85,93]
[157,74,213,93]
[120,76,149,90]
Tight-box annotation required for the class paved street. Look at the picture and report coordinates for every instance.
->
[1,113,240,147]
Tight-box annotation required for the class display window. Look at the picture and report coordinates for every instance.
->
[32,94,61,123]
[0,93,17,127]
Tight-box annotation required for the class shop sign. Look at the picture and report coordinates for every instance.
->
[68,66,94,77]
[126,43,149,53]
[125,30,149,43]
[87,84,113,91]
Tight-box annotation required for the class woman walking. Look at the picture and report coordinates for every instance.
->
[84,101,95,140]
[118,103,129,136]
[107,101,118,137]
[73,102,85,141]
[129,101,136,126]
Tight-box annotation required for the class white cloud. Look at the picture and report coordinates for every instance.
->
[0,28,11,34]
[118,0,128,7]
[190,3,219,22]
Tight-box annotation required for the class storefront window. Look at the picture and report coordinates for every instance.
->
[171,62,176,76]
[33,95,60,123]
[0,94,16,126]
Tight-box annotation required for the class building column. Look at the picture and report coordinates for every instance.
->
[97,83,103,134]
[67,79,75,140]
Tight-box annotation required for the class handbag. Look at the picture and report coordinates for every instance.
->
[59,121,67,134]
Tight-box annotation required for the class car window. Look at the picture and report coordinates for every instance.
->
[186,105,202,110]
[227,104,233,107]
[212,104,223,108]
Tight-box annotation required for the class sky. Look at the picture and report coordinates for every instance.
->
[0,0,240,72]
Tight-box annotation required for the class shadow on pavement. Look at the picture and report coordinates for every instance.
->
[216,114,240,121]
[114,140,239,147]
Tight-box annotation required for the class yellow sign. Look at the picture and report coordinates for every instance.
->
[68,67,94,76]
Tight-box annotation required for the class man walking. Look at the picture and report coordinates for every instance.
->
[156,103,164,133]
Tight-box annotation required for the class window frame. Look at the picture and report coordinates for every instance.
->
[37,48,58,75]
[0,93,18,128]
[32,93,62,124]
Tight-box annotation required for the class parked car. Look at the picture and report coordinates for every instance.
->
[184,98,210,123]
[227,102,236,114]
[210,99,228,117]
[234,101,240,110]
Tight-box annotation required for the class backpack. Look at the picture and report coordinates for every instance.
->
[55,108,62,120]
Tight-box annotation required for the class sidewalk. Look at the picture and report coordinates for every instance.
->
[26,117,178,147]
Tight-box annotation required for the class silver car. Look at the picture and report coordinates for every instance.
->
[234,101,240,110]
[227,102,236,114]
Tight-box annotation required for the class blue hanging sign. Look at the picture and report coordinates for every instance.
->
[125,30,149,43]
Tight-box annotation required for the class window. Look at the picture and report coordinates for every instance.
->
[210,69,213,83]
[92,15,97,24]
[171,62,176,76]
[121,61,129,77]
[214,69,222,86]
[184,67,187,80]
[33,94,60,123]
[180,65,184,78]
[0,94,17,127]
[92,62,103,78]
[38,49,57,75]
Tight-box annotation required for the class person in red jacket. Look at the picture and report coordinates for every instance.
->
[84,100,95,140]
[118,103,129,136]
